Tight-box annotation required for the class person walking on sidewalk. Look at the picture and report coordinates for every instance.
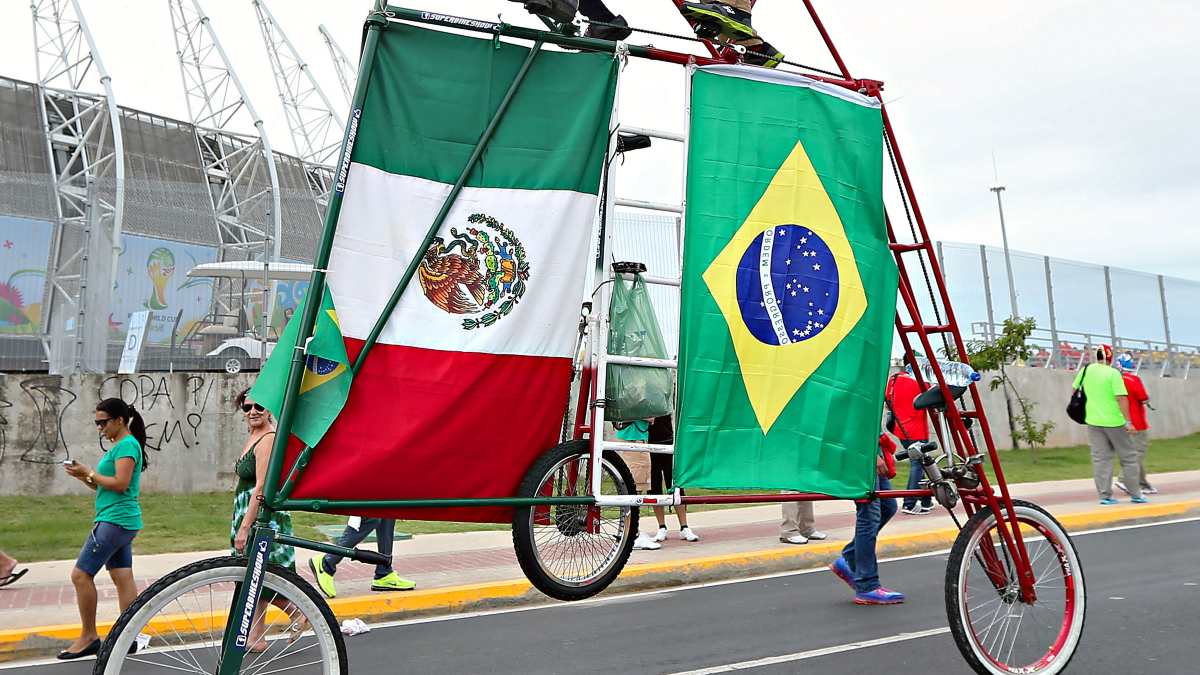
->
[57,398,149,660]
[615,419,661,551]
[828,433,905,605]
[885,367,933,515]
[0,550,27,588]
[309,517,415,598]
[647,415,700,543]
[229,389,305,652]
[1115,352,1156,495]
[1073,345,1147,506]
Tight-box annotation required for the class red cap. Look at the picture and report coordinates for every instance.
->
[1100,344,1113,363]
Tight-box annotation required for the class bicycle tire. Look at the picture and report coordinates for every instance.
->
[94,555,346,675]
[945,499,1086,675]
[512,440,638,601]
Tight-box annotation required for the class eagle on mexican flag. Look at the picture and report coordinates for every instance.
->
[255,21,617,521]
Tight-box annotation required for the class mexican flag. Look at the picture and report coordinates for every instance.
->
[279,22,617,521]
[675,66,898,498]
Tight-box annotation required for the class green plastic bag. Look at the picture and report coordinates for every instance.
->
[606,275,673,421]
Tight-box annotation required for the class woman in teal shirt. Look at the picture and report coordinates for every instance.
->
[59,398,149,660]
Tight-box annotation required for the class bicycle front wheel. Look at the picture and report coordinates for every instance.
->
[946,499,1086,675]
[95,556,345,675]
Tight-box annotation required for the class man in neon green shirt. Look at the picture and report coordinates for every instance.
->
[1072,345,1146,505]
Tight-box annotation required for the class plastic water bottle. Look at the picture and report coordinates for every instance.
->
[913,356,981,388]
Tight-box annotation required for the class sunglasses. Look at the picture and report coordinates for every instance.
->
[241,403,266,413]
[94,417,113,427]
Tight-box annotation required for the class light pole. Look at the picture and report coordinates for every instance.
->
[990,184,1020,319]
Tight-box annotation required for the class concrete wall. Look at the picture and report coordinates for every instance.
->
[1,368,1197,496]
[0,372,255,496]
[930,367,1200,450]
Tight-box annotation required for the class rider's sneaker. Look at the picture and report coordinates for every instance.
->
[653,526,669,543]
[829,557,855,592]
[680,527,700,542]
[740,40,784,68]
[371,572,416,592]
[1130,495,1150,504]
[308,558,336,599]
[634,533,662,550]
[679,2,756,39]
[1114,479,1130,495]
[1098,497,1119,506]
[854,587,906,605]
[510,0,577,23]
[617,131,652,154]
[585,14,632,41]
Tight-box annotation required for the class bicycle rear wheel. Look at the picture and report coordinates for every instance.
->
[95,556,345,675]
[512,440,637,601]
[946,499,1086,675]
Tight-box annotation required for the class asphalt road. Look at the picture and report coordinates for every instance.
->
[7,518,1197,674]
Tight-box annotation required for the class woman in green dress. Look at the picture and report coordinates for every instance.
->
[230,388,302,651]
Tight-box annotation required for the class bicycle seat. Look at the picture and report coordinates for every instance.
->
[912,384,968,411]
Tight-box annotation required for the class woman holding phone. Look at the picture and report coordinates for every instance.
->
[59,398,149,659]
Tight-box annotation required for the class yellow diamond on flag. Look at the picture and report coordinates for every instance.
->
[701,139,868,433]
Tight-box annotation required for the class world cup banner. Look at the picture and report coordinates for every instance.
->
[258,22,617,522]
[676,66,898,498]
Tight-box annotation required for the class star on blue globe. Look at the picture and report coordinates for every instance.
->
[735,224,840,346]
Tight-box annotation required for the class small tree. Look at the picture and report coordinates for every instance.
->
[962,317,1055,452]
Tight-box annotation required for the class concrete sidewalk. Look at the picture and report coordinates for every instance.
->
[1,471,1196,663]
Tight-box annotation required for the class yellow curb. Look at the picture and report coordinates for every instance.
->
[2,499,1196,662]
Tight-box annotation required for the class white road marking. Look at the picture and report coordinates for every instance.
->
[665,628,952,674]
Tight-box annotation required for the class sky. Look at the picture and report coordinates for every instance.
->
[2,0,1198,282]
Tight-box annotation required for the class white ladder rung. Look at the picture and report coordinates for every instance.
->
[615,197,682,213]
[602,441,675,454]
[622,125,685,143]
[606,354,677,369]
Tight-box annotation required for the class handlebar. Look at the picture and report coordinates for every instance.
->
[893,439,938,463]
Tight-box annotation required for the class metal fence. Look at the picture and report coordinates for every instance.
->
[938,241,1200,378]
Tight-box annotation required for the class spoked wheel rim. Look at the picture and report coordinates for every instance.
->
[956,504,1085,674]
[98,562,341,674]
[527,453,632,589]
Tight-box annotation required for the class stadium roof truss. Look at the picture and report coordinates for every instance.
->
[253,0,341,214]
[318,23,357,103]
[31,0,125,373]
[169,0,282,266]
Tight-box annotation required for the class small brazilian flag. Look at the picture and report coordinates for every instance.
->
[251,286,351,448]
[675,66,898,498]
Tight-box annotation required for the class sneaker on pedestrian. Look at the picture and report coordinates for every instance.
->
[901,505,925,515]
[1114,480,1130,495]
[584,14,632,41]
[1098,497,1119,506]
[634,533,662,550]
[805,530,828,541]
[1130,495,1150,504]
[1143,485,1159,495]
[920,504,935,514]
[779,533,809,545]
[679,1,755,39]
[854,587,906,605]
[828,557,854,592]
[652,526,669,543]
[308,558,336,599]
[371,572,416,592]
[680,527,700,542]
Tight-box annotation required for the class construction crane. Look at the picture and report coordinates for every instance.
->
[30,0,125,374]
[318,23,356,103]
[252,0,341,212]
[169,0,282,360]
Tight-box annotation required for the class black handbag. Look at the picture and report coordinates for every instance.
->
[1066,365,1090,425]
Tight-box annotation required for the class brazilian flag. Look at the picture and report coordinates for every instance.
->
[251,286,351,448]
[676,66,898,498]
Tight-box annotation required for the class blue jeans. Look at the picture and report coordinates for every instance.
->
[902,458,932,510]
[322,518,395,580]
[840,476,897,593]
[76,522,138,576]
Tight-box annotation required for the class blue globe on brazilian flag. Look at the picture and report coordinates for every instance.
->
[677,66,898,498]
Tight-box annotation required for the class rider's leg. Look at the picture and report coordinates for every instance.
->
[579,0,632,40]
[507,0,579,24]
